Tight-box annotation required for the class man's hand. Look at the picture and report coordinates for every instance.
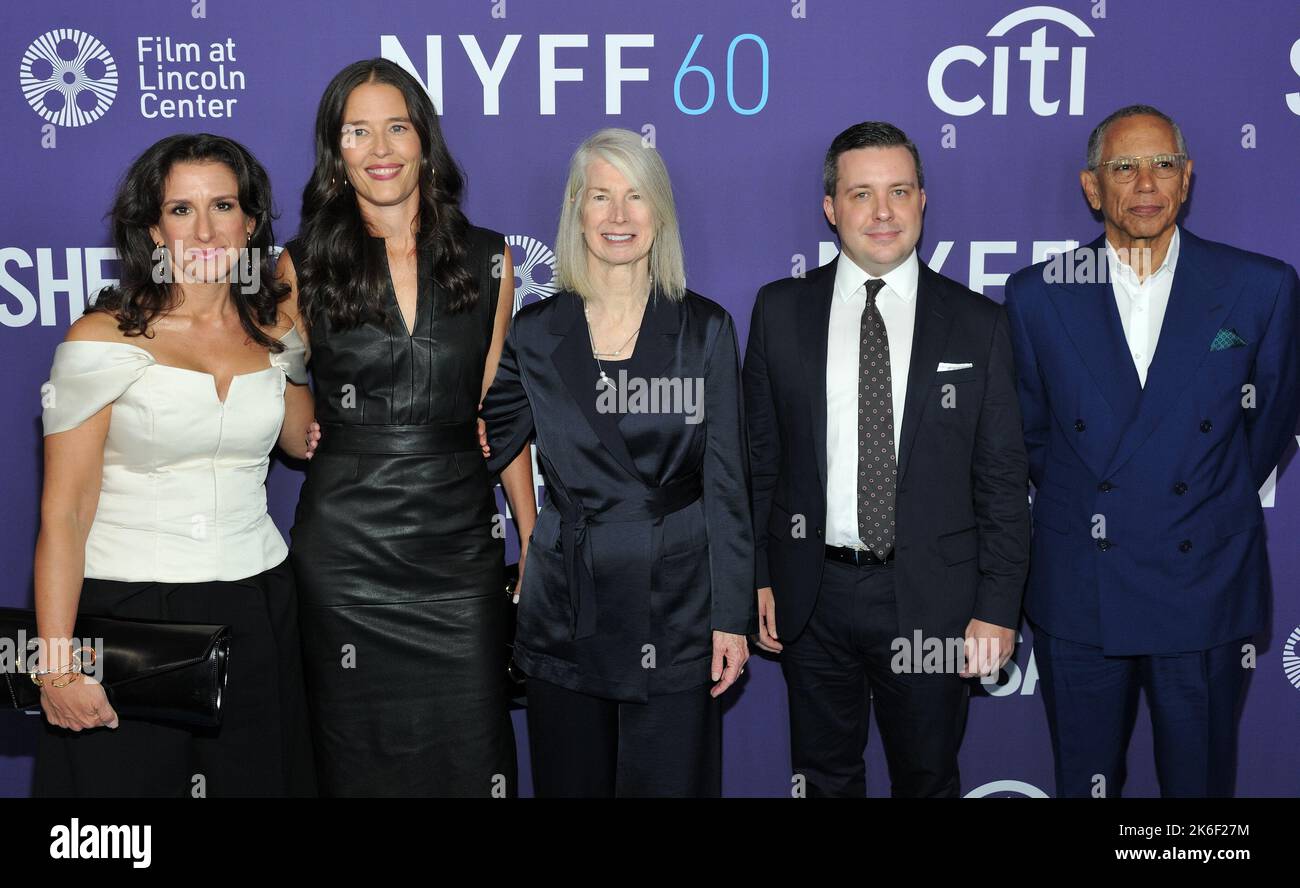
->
[754,586,782,653]
[959,618,1016,679]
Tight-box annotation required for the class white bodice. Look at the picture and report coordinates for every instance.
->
[42,328,308,583]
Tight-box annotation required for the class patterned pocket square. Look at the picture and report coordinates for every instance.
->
[1210,328,1247,351]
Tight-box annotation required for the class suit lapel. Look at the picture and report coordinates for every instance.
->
[1103,230,1233,476]
[613,291,682,480]
[1047,236,1143,427]
[620,287,681,394]
[801,259,836,492]
[897,264,952,483]
[547,291,643,481]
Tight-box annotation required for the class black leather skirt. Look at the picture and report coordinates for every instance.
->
[290,429,516,797]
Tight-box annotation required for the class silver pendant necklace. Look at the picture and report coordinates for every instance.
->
[584,296,647,392]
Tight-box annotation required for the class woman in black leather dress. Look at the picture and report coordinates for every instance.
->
[279,59,536,796]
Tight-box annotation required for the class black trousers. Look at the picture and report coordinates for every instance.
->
[782,558,969,797]
[526,677,721,797]
[33,559,316,798]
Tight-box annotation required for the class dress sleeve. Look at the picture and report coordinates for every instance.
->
[41,342,155,436]
[270,325,310,384]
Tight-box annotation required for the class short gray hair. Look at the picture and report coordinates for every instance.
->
[1086,104,1188,169]
[555,128,687,302]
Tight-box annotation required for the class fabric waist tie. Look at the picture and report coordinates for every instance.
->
[548,473,703,640]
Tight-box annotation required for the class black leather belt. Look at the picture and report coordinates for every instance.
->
[317,422,479,455]
[825,545,895,566]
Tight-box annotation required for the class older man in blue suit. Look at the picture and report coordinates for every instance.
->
[1004,104,1300,798]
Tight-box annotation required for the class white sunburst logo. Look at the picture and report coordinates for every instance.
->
[20,29,118,127]
[505,234,556,314]
[1283,627,1300,690]
[964,779,1050,798]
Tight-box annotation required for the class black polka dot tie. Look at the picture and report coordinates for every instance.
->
[857,278,895,560]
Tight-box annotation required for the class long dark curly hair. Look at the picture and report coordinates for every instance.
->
[297,58,479,330]
[90,133,289,351]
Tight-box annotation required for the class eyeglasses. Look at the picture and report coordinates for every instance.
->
[1094,153,1187,183]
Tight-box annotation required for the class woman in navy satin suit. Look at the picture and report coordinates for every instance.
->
[481,128,755,797]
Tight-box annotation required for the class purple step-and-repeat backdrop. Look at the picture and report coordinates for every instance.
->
[1,0,1297,798]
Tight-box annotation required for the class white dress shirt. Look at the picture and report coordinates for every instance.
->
[42,328,308,582]
[1107,226,1180,387]
[825,250,919,549]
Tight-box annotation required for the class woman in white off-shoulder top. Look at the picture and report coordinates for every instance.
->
[31,134,319,797]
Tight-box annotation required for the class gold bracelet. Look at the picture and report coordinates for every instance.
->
[29,667,62,688]
[50,671,83,689]
[29,647,96,688]
[29,663,75,688]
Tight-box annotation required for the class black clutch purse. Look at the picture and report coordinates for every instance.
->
[0,608,231,728]
[503,563,526,706]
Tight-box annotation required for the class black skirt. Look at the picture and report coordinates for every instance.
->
[32,558,316,798]
[291,448,518,798]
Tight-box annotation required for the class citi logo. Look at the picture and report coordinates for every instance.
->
[506,234,556,314]
[20,29,118,127]
[49,819,151,868]
[927,5,1093,117]
[1283,626,1300,690]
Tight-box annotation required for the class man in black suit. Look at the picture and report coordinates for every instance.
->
[743,122,1031,797]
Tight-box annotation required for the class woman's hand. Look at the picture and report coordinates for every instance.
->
[709,630,749,698]
[477,417,491,459]
[513,538,529,604]
[304,421,321,460]
[40,675,118,731]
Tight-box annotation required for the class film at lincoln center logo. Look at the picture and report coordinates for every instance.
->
[20,29,118,127]
[506,235,557,315]
[1284,626,1300,690]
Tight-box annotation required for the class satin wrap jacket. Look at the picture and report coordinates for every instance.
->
[482,289,756,702]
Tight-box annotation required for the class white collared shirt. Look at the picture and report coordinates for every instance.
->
[1107,226,1180,387]
[825,250,919,549]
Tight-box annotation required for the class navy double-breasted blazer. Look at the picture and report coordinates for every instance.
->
[1005,228,1300,654]
[482,288,756,702]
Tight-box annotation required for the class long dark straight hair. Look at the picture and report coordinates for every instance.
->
[91,133,288,350]
[297,58,479,330]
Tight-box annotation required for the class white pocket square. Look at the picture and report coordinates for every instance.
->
[937,362,974,371]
